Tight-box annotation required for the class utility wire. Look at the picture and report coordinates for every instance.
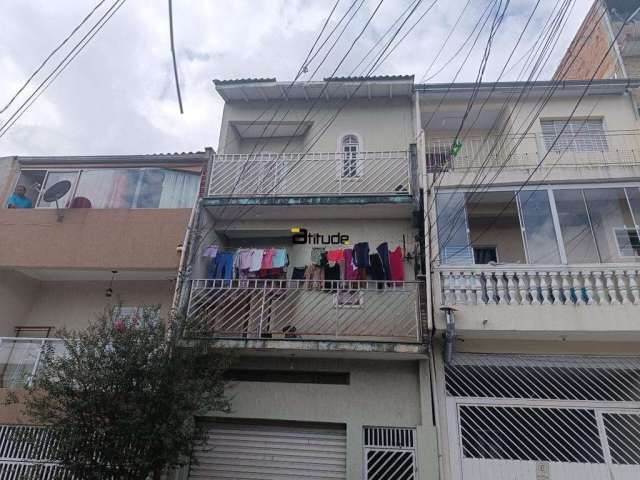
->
[168,0,184,114]
[0,0,109,115]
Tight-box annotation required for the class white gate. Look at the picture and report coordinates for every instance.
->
[363,426,417,480]
[445,354,640,480]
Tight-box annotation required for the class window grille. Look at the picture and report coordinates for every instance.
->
[603,412,640,465]
[541,119,608,152]
[342,135,360,178]
[446,354,640,401]
[364,427,416,480]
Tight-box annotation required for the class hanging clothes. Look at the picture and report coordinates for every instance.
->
[237,249,253,270]
[389,246,405,281]
[368,253,385,289]
[310,247,325,266]
[208,251,234,280]
[202,244,219,258]
[272,249,288,268]
[249,249,264,272]
[327,249,345,263]
[304,264,324,289]
[343,249,359,280]
[261,248,276,270]
[376,242,392,281]
[291,266,306,280]
[353,242,370,267]
[324,263,341,290]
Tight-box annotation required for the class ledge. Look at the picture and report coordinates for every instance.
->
[202,194,412,207]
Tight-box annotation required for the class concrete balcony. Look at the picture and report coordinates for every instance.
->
[207,151,412,198]
[185,279,425,356]
[434,265,640,341]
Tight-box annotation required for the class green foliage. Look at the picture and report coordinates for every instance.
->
[22,306,231,480]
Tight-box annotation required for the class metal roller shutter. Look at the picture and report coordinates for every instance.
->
[189,422,347,480]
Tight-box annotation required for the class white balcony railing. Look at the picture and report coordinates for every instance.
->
[187,279,421,343]
[0,338,63,389]
[437,265,640,306]
[208,151,411,197]
[427,131,640,171]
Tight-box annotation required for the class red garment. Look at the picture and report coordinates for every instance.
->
[326,249,345,262]
[343,249,359,280]
[261,248,276,269]
[389,247,404,281]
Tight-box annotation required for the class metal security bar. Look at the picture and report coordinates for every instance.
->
[0,338,64,389]
[426,131,640,171]
[364,427,416,480]
[186,279,421,342]
[445,354,640,401]
[208,151,411,197]
[437,266,640,306]
[0,425,71,479]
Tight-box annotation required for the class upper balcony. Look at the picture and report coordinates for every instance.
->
[204,151,415,221]
[185,279,425,357]
[426,130,640,185]
[431,182,640,341]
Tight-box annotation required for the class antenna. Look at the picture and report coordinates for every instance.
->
[42,180,71,222]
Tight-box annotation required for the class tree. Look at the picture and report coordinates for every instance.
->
[18,306,231,479]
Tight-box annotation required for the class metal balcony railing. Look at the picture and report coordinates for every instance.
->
[207,151,411,197]
[426,131,640,172]
[437,265,640,306]
[186,279,421,343]
[0,338,63,389]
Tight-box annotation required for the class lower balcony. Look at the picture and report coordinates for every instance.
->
[435,265,640,341]
[0,338,63,390]
[186,279,425,355]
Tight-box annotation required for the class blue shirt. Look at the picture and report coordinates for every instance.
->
[7,194,32,208]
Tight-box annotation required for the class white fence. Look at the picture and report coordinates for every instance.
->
[426,132,640,171]
[437,265,640,306]
[0,338,63,389]
[208,151,411,197]
[187,279,421,342]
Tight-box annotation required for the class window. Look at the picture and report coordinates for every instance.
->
[9,167,199,210]
[541,119,608,152]
[473,247,497,264]
[615,227,640,257]
[341,134,360,178]
[364,427,416,480]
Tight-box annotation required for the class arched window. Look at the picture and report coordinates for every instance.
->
[341,135,360,177]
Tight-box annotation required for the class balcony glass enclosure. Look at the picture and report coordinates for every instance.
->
[437,185,640,265]
[9,167,200,209]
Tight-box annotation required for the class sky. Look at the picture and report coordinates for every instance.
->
[0,0,593,157]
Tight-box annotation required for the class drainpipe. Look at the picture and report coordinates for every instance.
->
[441,306,457,365]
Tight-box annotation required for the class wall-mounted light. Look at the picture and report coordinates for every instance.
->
[106,270,118,297]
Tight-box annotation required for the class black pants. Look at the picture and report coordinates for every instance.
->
[324,264,341,290]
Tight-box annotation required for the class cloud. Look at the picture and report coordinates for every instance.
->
[0,0,591,157]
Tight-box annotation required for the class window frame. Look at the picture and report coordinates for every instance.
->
[339,134,362,179]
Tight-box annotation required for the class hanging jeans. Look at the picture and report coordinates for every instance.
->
[376,242,391,281]
[211,252,234,280]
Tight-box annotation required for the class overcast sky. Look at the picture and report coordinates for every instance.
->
[0,0,592,157]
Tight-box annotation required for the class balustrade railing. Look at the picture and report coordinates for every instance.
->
[0,338,63,389]
[187,279,421,342]
[208,151,411,197]
[437,266,640,306]
[427,131,640,172]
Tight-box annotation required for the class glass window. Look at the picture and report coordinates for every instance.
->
[583,188,639,263]
[69,168,199,209]
[436,192,472,264]
[7,170,45,208]
[518,190,561,264]
[341,135,359,178]
[554,189,600,263]
[466,191,526,264]
[36,171,79,208]
[541,119,608,152]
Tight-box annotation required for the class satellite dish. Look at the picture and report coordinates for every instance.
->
[42,180,71,203]
[42,180,71,222]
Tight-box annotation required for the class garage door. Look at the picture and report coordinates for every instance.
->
[189,422,347,480]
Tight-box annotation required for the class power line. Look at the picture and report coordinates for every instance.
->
[168,0,184,114]
[0,0,109,115]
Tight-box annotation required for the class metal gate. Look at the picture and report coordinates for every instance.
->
[364,426,417,479]
[445,354,640,480]
[188,421,347,479]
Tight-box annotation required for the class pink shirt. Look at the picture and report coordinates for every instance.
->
[261,248,276,269]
